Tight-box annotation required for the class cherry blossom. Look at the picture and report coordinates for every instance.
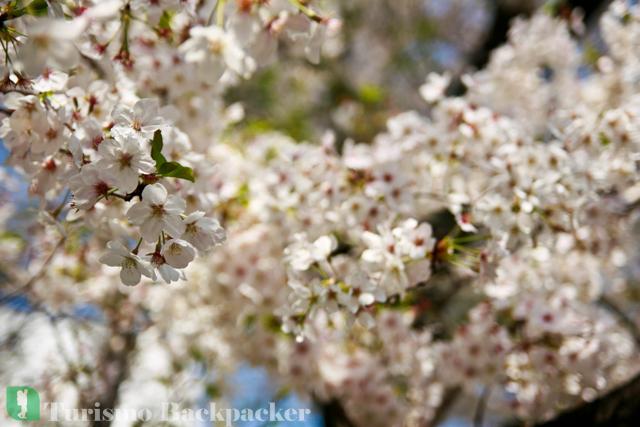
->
[126,183,186,242]
[99,240,155,286]
[182,211,226,251]
[97,135,155,193]
[2,1,640,426]
[162,238,196,269]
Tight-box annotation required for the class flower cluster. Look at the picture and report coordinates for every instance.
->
[281,218,435,337]
[3,1,640,426]
[186,2,640,422]
[0,0,336,285]
[1,89,226,284]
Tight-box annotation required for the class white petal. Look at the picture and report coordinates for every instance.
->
[135,98,159,119]
[99,252,123,267]
[358,293,376,306]
[163,214,186,239]
[313,235,336,259]
[162,239,196,268]
[137,260,156,279]
[115,167,140,193]
[106,240,130,256]
[158,264,180,283]
[184,211,205,224]
[126,202,151,225]
[142,183,167,205]
[140,217,164,242]
[164,195,186,214]
[120,264,141,286]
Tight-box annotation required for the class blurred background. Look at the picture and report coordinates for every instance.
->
[0,0,617,426]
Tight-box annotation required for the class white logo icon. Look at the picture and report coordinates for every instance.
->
[16,389,29,419]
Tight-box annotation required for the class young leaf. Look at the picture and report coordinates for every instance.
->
[150,131,195,182]
[158,162,195,182]
[151,130,167,166]
[12,0,48,17]
[25,0,48,16]
[158,10,175,31]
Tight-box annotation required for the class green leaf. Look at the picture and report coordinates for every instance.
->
[24,0,48,16]
[167,166,195,182]
[158,162,195,182]
[149,130,195,182]
[358,84,384,105]
[157,162,177,174]
[583,42,601,66]
[9,0,48,18]
[205,383,220,398]
[158,9,174,30]
[235,182,250,207]
[150,129,166,166]
[542,0,562,16]
[599,132,611,147]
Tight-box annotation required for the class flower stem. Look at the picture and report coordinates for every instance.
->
[216,0,226,27]
[288,0,324,22]
[132,238,143,255]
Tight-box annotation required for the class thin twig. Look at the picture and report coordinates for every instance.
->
[317,398,356,427]
[216,0,226,26]
[0,236,66,303]
[288,0,325,22]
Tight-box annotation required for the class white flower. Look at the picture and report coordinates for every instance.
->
[285,233,337,271]
[393,219,435,260]
[287,277,327,315]
[361,226,409,293]
[180,25,256,81]
[126,184,186,242]
[149,251,184,284]
[99,240,154,286]
[3,96,48,153]
[33,70,69,92]
[31,112,65,155]
[361,227,402,269]
[419,72,451,103]
[111,98,167,139]
[17,18,86,76]
[182,211,226,251]
[162,239,196,268]
[344,267,386,308]
[68,118,104,167]
[97,134,155,193]
[68,164,112,209]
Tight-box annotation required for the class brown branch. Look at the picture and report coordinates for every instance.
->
[90,328,137,427]
[86,295,140,427]
[431,386,461,427]
[474,386,491,427]
[0,235,66,301]
[319,399,356,427]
